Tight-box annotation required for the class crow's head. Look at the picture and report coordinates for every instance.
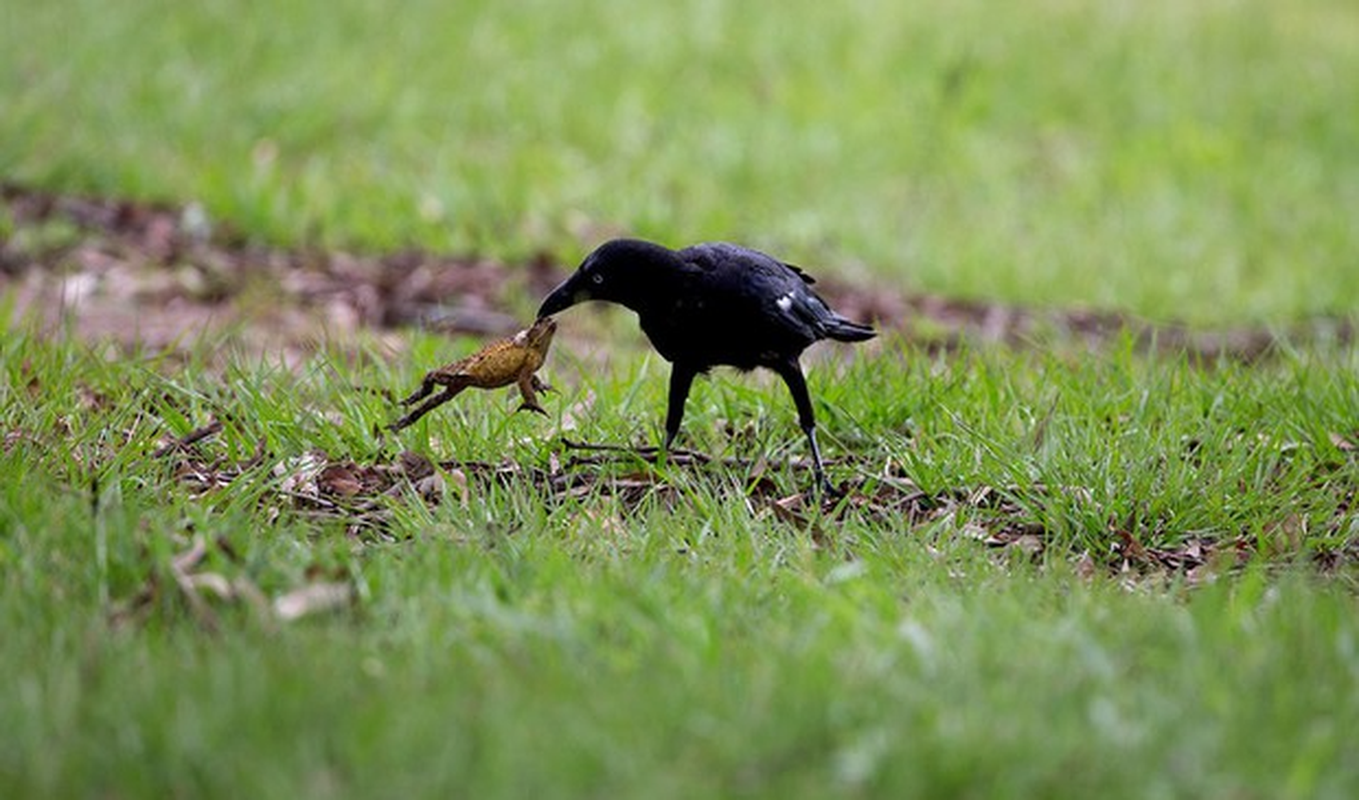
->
[537,238,680,318]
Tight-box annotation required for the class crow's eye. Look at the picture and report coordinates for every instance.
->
[591,274,604,285]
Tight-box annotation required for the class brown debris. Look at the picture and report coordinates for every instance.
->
[273,582,356,622]
[128,415,1359,582]
[1331,432,1358,453]
[111,532,356,631]
[152,418,225,458]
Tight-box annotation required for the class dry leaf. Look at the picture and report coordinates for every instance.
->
[183,572,234,600]
[274,582,354,622]
[398,450,436,480]
[771,492,808,524]
[171,537,210,573]
[1012,533,1044,556]
[276,451,329,495]
[1075,550,1098,581]
[318,463,364,497]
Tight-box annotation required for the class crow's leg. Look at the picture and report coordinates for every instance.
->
[773,360,836,495]
[664,363,698,450]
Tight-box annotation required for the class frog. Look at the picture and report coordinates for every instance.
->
[388,316,557,432]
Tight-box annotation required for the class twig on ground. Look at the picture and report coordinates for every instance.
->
[152,418,224,458]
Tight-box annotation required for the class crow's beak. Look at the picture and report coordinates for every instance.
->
[537,276,588,318]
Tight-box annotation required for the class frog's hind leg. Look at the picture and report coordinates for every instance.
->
[390,374,469,431]
[397,376,435,408]
[397,368,462,407]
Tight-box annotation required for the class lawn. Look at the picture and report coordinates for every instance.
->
[3,0,1359,798]
[3,328,1357,798]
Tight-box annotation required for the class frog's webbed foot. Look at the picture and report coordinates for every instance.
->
[515,400,549,416]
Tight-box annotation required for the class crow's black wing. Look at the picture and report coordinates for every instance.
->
[626,243,872,369]
[679,243,862,343]
[680,242,814,284]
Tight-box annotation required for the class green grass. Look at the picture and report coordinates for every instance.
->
[2,326,1358,798]
[4,0,1358,322]
[4,0,1359,796]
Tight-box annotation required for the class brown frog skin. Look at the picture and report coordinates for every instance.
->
[389,316,557,432]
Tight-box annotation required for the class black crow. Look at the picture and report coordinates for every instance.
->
[538,238,875,493]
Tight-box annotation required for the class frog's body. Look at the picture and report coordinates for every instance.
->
[389,317,556,431]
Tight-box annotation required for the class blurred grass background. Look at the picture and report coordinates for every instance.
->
[4,4,1359,796]
[3,0,1356,323]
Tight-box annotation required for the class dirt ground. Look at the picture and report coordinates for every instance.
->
[5,183,1350,363]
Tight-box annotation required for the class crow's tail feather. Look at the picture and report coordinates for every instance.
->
[826,316,877,342]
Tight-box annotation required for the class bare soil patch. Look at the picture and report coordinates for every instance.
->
[4,183,1352,361]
